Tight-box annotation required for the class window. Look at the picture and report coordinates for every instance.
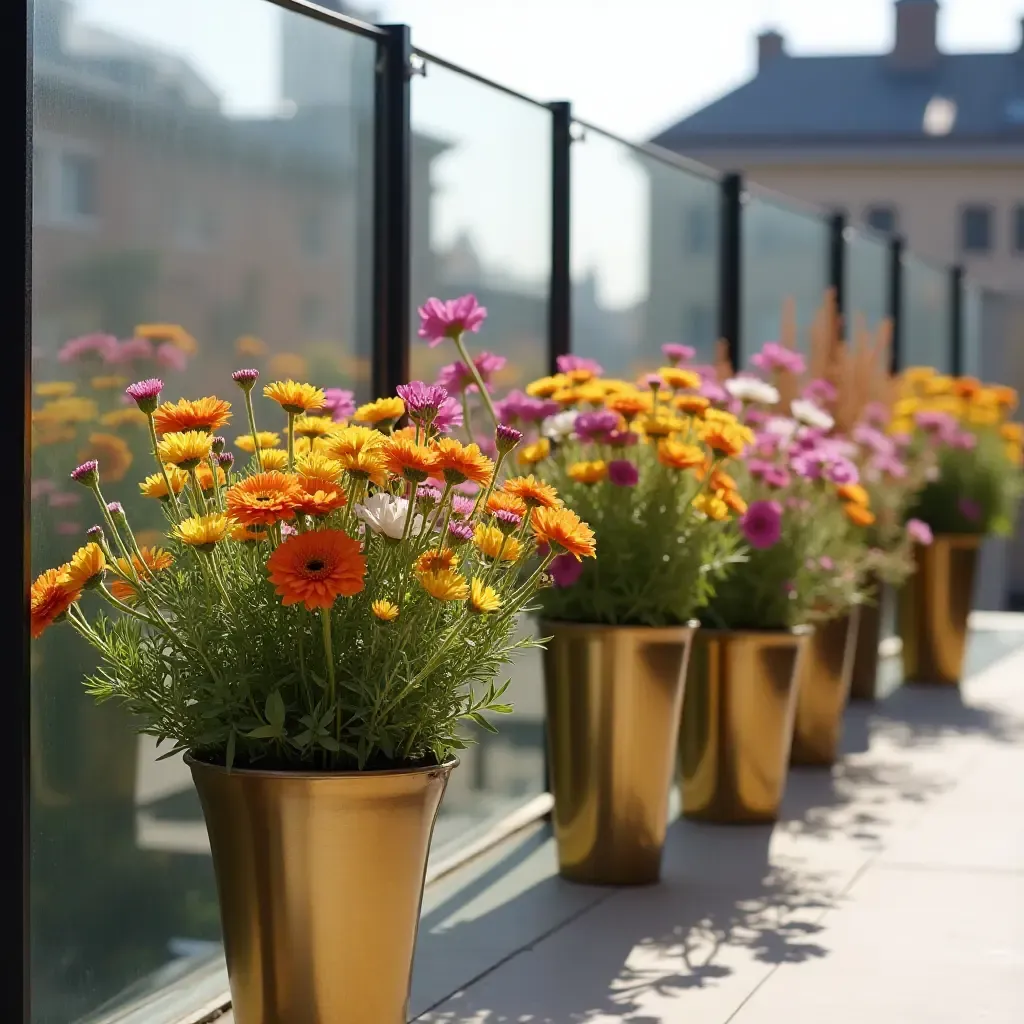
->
[865,205,898,235]
[32,137,99,227]
[299,208,327,258]
[58,152,97,220]
[682,205,714,254]
[300,293,327,336]
[1013,205,1024,254]
[961,205,993,253]
[684,304,714,345]
[172,197,217,250]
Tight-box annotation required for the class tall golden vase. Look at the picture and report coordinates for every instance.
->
[790,609,860,766]
[680,628,808,823]
[900,535,981,685]
[188,756,456,1024]
[849,575,889,701]
[542,622,696,885]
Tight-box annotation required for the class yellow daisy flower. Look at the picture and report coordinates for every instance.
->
[235,431,281,452]
[139,466,188,500]
[257,449,290,471]
[469,578,502,614]
[64,543,106,590]
[568,460,608,484]
[473,524,522,562]
[263,380,326,414]
[372,599,400,622]
[353,397,405,425]
[418,569,469,602]
[90,375,129,390]
[518,438,551,466]
[174,513,230,552]
[34,381,76,398]
[157,430,214,470]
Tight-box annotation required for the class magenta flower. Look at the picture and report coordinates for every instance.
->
[125,378,164,412]
[746,457,774,479]
[741,500,783,550]
[862,401,889,425]
[493,509,522,531]
[853,423,895,457]
[86,525,103,539]
[494,390,559,424]
[608,459,639,487]
[550,553,585,588]
[958,497,982,523]
[915,410,957,434]
[606,429,639,448]
[110,337,156,364]
[575,410,620,443]
[556,354,603,376]
[906,518,934,546]
[232,368,260,391]
[661,343,696,365]
[218,452,235,470]
[871,453,908,479]
[416,484,442,506]
[949,430,978,451]
[70,460,99,486]
[823,457,859,486]
[447,519,475,546]
[58,333,119,363]
[495,424,523,453]
[433,396,464,433]
[451,494,475,518]
[763,466,791,489]
[802,378,837,405]
[155,344,188,371]
[211,436,226,454]
[396,381,449,422]
[790,450,825,480]
[751,341,806,376]
[322,387,356,422]
[436,352,505,394]
[417,294,488,347]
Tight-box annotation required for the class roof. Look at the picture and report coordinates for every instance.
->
[652,51,1024,150]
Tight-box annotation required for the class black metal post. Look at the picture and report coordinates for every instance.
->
[949,264,964,376]
[888,236,904,372]
[548,101,572,376]
[718,173,743,370]
[828,211,847,330]
[6,1,30,1021]
[372,24,413,400]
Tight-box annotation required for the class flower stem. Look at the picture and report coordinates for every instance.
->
[287,411,296,473]
[320,609,338,744]
[454,333,500,430]
[243,390,263,471]
[146,414,181,519]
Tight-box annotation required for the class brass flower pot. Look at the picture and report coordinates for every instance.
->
[542,621,696,885]
[899,534,981,685]
[849,574,890,701]
[188,755,456,1024]
[790,609,860,766]
[680,628,808,823]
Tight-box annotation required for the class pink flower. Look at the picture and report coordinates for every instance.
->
[433,396,464,433]
[57,521,82,536]
[640,372,663,390]
[322,388,356,421]
[451,495,475,518]
[232,368,260,388]
[751,341,806,376]
[48,492,81,509]
[803,378,837,405]
[824,457,859,486]
[915,410,957,434]
[608,459,639,487]
[746,458,774,479]
[741,500,783,549]
[58,333,119,363]
[396,381,448,421]
[871,453,907,479]
[556,354,603,376]
[495,390,559,424]
[70,461,99,485]
[818,555,835,571]
[281,522,298,537]
[698,378,728,403]
[125,378,163,412]
[575,410,620,442]
[417,294,487,347]
[495,424,523,453]
[661,343,695,365]
[862,401,890,426]
[447,519,475,545]
[110,337,156,364]
[949,430,977,451]
[550,553,585,588]
[155,344,188,371]
[763,466,791,489]
[606,429,639,447]
[853,423,895,457]
[436,352,506,394]
[906,518,933,546]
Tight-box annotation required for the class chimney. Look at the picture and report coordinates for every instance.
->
[757,30,786,72]
[890,0,940,71]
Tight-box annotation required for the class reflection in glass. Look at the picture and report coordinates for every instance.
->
[845,229,890,337]
[902,254,950,371]
[30,1,376,1019]
[571,128,721,376]
[741,195,829,361]
[962,281,983,378]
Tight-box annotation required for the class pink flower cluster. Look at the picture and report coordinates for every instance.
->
[751,341,806,376]
[436,351,506,394]
[58,333,189,370]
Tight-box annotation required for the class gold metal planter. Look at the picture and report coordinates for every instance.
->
[849,575,889,701]
[542,621,696,885]
[188,755,456,1024]
[790,609,860,766]
[680,628,808,823]
[899,534,981,685]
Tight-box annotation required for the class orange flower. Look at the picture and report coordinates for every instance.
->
[838,483,870,507]
[531,506,596,561]
[606,391,652,418]
[225,471,302,526]
[267,529,367,609]
[953,377,983,400]
[693,492,730,521]
[657,440,705,470]
[294,488,348,517]
[195,462,227,492]
[372,599,400,622]
[658,367,701,391]
[30,567,79,638]
[722,489,748,515]
[384,437,439,482]
[674,394,710,416]
[263,380,326,415]
[136,323,198,355]
[110,547,173,602]
[992,385,1018,410]
[297,452,343,492]
[64,543,106,591]
[432,437,494,485]
[844,503,875,527]
[568,460,608,484]
[503,475,562,509]
[418,569,470,601]
[697,420,752,458]
[526,375,571,398]
[1000,422,1023,444]
[153,397,232,435]
[415,547,459,574]
[487,490,529,518]
[710,469,737,491]
[79,432,133,482]
[235,334,267,357]
[473,524,523,562]
[230,524,268,543]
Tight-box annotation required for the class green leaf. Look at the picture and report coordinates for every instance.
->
[226,730,236,771]
[468,712,498,734]
[246,724,281,739]
[265,690,286,727]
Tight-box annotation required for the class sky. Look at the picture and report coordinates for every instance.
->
[69,0,1024,305]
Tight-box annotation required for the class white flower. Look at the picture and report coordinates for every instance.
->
[354,492,422,540]
[541,410,579,443]
[765,416,798,441]
[724,376,780,405]
[791,399,835,431]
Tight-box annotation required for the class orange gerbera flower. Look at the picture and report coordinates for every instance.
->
[675,394,710,416]
[372,599,400,622]
[503,475,562,509]
[697,421,753,458]
[226,471,302,526]
[473,524,523,562]
[267,529,366,609]
[722,489,748,515]
[195,462,227,492]
[79,432,133,482]
[607,391,652,418]
[230,524,268,543]
[30,566,79,638]
[844,503,876,527]
[415,547,459,574]
[384,437,439,482]
[486,490,529,518]
[838,483,870,507]
[293,488,348,517]
[64,543,106,591]
[657,440,705,470]
[263,380,326,415]
[531,506,596,561]
[432,437,494,485]
[568,460,608,484]
[110,547,174,602]
[153,397,232,435]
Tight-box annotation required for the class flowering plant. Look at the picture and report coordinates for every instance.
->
[503,347,751,626]
[30,321,595,771]
[894,368,1022,536]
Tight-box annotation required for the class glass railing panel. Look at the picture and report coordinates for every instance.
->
[845,227,890,337]
[901,254,950,371]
